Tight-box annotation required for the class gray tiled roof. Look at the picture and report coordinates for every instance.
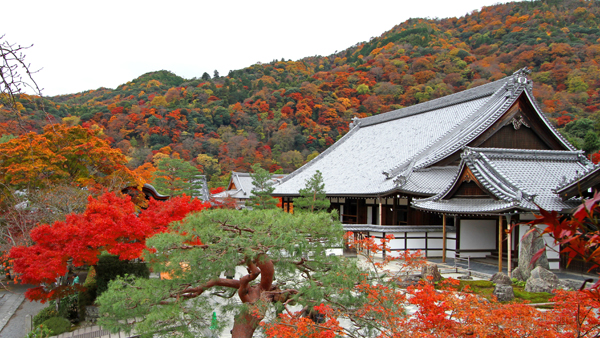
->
[213,171,286,200]
[273,69,574,197]
[412,147,589,214]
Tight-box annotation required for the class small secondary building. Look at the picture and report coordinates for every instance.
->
[273,68,600,271]
[212,171,287,209]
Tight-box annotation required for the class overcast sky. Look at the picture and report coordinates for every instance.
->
[3,0,520,96]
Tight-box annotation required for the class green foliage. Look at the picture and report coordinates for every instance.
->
[356,84,370,95]
[0,134,16,143]
[151,157,204,197]
[564,118,595,139]
[294,170,330,212]
[513,288,553,303]
[97,209,361,337]
[25,325,52,338]
[134,70,185,87]
[246,163,278,210]
[78,266,97,315]
[33,307,59,327]
[40,317,71,336]
[95,254,149,296]
[511,278,526,288]
[583,130,600,154]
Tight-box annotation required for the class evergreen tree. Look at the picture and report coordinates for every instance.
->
[201,72,211,81]
[151,157,204,198]
[294,170,330,212]
[246,163,277,209]
[583,130,600,154]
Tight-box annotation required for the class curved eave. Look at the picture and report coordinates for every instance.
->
[555,165,600,200]
[466,153,521,202]
[143,183,170,200]
[272,188,434,198]
[411,198,520,215]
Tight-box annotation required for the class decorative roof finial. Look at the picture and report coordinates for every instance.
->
[349,116,360,130]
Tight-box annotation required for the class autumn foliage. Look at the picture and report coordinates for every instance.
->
[263,230,600,337]
[0,124,140,192]
[10,192,209,301]
[3,0,600,184]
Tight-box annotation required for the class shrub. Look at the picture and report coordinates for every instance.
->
[55,293,79,320]
[79,266,98,315]
[25,324,52,338]
[32,307,59,327]
[40,317,71,336]
[95,254,149,296]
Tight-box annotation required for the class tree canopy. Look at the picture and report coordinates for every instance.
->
[247,163,278,210]
[151,157,204,197]
[10,192,209,301]
[97,208,358,338]
[294,170,330,212]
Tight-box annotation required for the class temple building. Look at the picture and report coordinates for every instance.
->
[272,68,600,271]
[212,171,287,209]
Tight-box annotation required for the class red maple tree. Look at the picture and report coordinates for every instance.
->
[10,192,209,301]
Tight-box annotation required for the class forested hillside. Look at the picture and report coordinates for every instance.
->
[2,0,600,186]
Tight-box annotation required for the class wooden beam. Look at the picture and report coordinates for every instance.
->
[498,215,503,273]
[442,214,447,263]
[507,221,512,278]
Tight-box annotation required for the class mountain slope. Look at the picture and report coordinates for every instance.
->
[2,0,600,186]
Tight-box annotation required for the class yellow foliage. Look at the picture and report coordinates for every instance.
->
[152,153,170,165]
[146,79,161,88]
[62,116,81,127]
[150,95,168,107]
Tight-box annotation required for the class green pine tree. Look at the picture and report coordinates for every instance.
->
[294,170,330,212]
[246,163,278,210]
[151,157,204,198]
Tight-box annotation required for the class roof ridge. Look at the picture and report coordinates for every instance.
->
[414,85,517,169]
[358,77,508,127]
[384,82,510,180]
[467,147,587,162]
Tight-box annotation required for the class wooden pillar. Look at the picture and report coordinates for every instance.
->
[442,214,447,263]
[378,196,382,226]
[498,215,503,273]
[507,221,512,278]
[392,196,398,225]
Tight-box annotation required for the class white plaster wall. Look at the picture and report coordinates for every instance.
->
[406,238,426,250]
[460,219,496,258]
[356,230,456,258]
[389,238,404,250]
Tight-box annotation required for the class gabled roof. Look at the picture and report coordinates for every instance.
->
[273,68,574,197]
[213,171,286,200]
[412,147,592,214]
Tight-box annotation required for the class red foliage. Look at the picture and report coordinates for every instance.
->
[210,186,226,194]
[10,192,209,301]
